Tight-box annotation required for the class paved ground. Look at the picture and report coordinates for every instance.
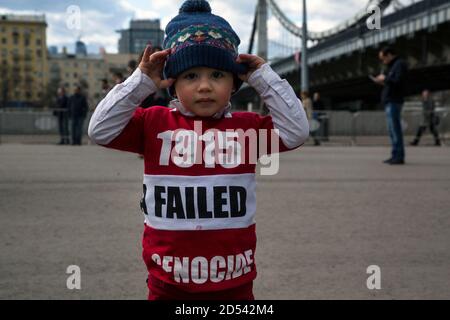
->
[1,140,449,299]
[1,133,448,146]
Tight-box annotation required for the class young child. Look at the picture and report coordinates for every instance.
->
[88,0,309,300]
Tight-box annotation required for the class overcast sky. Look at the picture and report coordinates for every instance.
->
[0,0,375,55]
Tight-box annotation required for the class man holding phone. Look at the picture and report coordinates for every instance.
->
[372,46,408,165]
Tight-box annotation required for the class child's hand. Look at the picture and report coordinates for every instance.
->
[139,46,175,89]
[236,54,266,82]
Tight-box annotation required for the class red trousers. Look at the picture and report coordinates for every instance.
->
[147,275,254,300]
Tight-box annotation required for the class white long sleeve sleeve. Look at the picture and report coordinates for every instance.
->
[88,68,157,145]
[247,63,309,148]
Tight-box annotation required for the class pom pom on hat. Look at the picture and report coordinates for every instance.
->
[163,0,248,97]
[179,0,212,14]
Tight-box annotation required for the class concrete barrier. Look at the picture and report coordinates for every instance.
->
[0,110,93,135]
[326,109,450,136]
[0,109,449,136]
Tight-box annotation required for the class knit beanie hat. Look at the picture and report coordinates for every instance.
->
[163,0,248,97]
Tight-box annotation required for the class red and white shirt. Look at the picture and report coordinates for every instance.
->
[88,63,309,293]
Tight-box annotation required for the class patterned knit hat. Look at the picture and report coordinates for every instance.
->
[163,0,248,96]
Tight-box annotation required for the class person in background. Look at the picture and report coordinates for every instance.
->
[101,79,111,97]
[112,72,125,85]
[68,86,89,145]
[301,91,320,146]
[312,92,324,111]
[127,60,138,78]
[54,86,70,145]
[373,46,408,165]
[410,89,441,146]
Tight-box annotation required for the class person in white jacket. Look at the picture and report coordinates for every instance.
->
[89,0,309,300]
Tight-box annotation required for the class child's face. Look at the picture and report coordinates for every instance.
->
[174,66,234,117]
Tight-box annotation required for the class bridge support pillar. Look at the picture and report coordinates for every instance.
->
[301,0,309,94]
[257,0,268,61]
[256,0,268,114]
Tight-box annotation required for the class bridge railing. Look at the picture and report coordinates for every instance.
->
[267,0,450,70]
[311,0,450,54]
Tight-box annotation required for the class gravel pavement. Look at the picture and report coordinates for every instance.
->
[1,143,449,299]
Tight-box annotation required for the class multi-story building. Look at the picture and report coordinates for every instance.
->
[0,14,48,108]
[1,14,147,109]
[102,51,139,77]
[49,44,139,110]
[117,19,164,54]
[49,46,110,110]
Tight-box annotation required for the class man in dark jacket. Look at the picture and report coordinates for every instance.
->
[69,86,89,145]
[374,46,408,165]
[411,89,441,146]
[54,87,70,145]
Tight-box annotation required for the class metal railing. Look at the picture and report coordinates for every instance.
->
[0,108,449,145]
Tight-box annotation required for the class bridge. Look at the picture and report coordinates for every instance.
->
[232,0,450,110]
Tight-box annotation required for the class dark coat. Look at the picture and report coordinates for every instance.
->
[313,99,324,111]
[54,95,69,118]
[381,57,408,105]
[422,98,438,125]
[69,93,89,119]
